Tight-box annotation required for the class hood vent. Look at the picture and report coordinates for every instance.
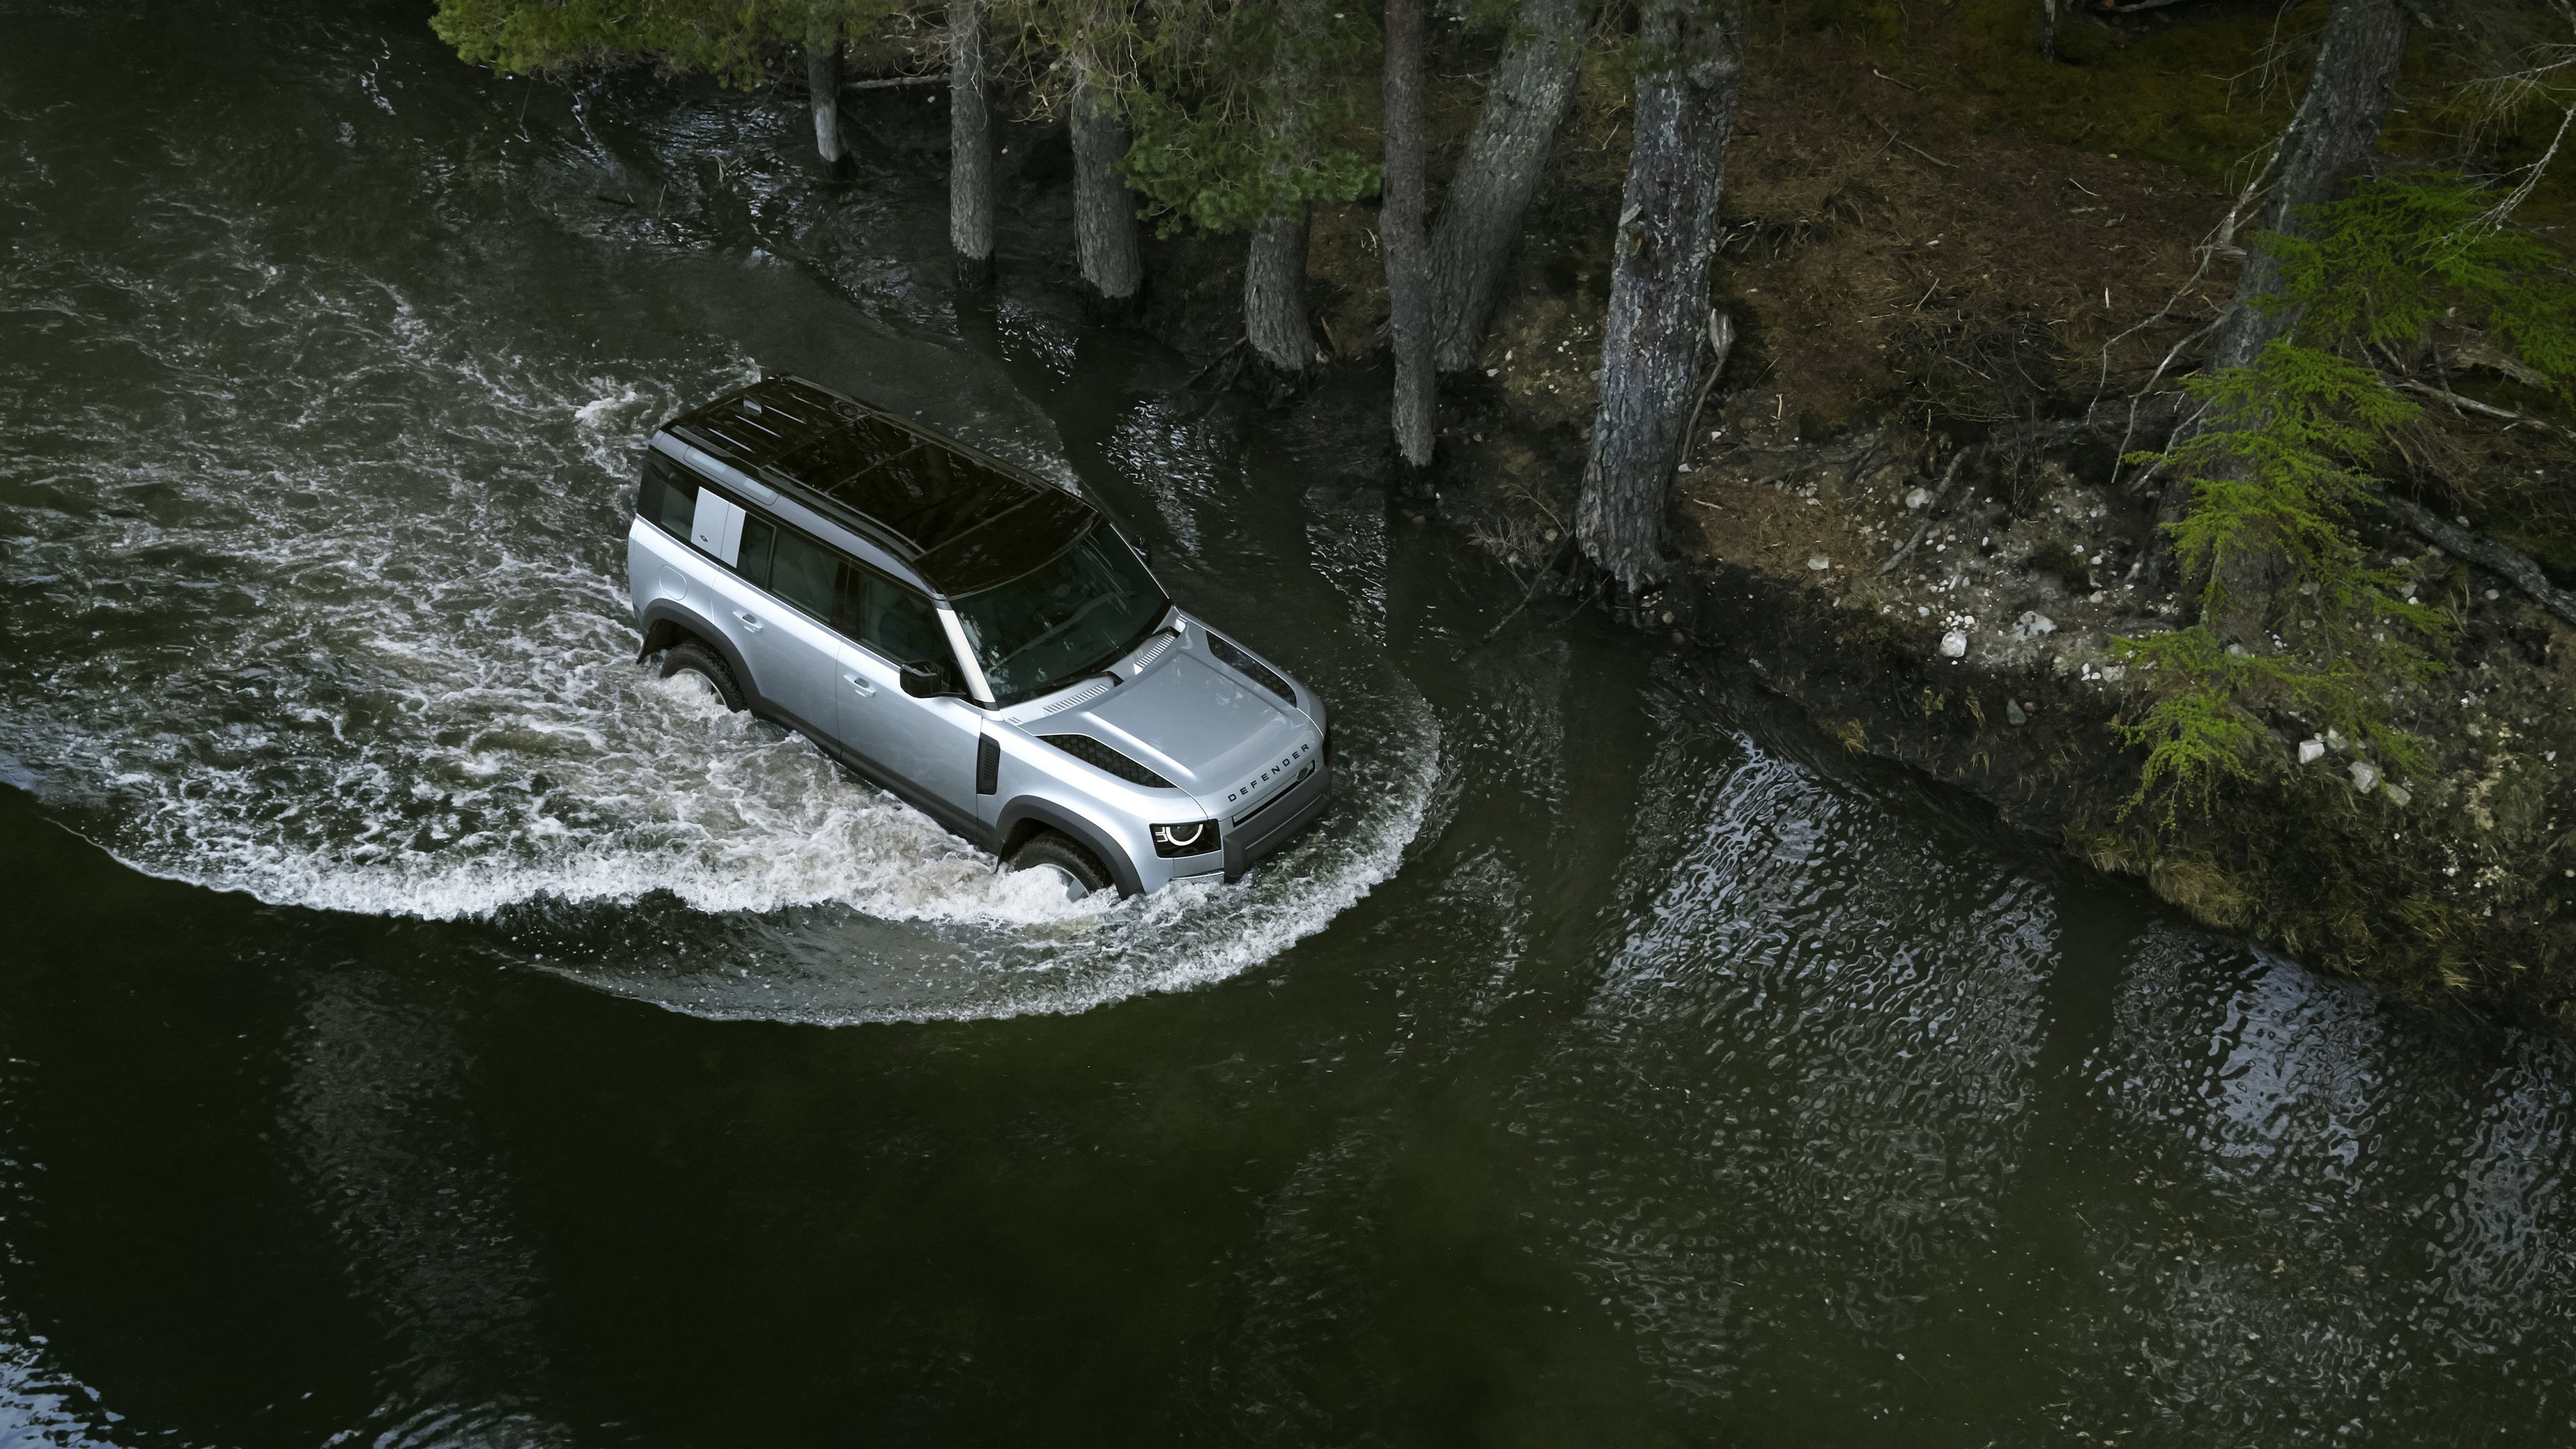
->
[1206,632,1293,705]
[1041,678,1117,714]
[1128,631,1177,672]
[1039,734,1173,790]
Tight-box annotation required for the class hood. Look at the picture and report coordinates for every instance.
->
[1055,645,1313,813]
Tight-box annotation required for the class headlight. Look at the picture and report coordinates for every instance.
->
[1150,819,1219,857]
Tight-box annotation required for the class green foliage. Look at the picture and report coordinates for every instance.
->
[1117,1,1380,235]
[431,0,896,89]
[2263,174,2576,397]
[2109,170,2576,820]
[2114,342,2451,820]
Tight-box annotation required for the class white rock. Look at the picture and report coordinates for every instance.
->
[2011,611,2057,639]
[2383,783,2412,808]
[2349,759,2381,793]
[1807,555,1832,571]
[1939,630,1969,659]
[2298,738,2326,765]
[2100,665,2127,683]
[2325,728,2347,752]
[2006,698,2028,726]
[1904,486,1933,510]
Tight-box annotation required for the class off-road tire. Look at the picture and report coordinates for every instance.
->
[1008,830,1114,900]
[660,638,747,712]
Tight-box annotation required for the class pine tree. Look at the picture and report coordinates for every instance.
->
[2116,174,2576,817]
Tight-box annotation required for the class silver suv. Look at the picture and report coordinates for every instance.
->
[627,376,1332,900]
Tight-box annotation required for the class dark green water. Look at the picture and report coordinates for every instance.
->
[5,3,2575,1444]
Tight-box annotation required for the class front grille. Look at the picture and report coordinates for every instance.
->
[1039,734,1173,790]
[1207,632,1293,705]
[1232,759,1317,827]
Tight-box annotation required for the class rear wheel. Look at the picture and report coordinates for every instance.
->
[1007,830,1113,902]
[659,638,747,712]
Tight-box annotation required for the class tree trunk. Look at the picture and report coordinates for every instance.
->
[2167,0,2408,633]
[2206,0,2410,372]
[949,0,995,280]
[1576,0,1744,593]
[1429,0,1587,372]
[1384,0,1436,472]
[1246,214,1316,371]
[805,11,846,172]
[1069,52,1143,304]
[1244,0,1328,372]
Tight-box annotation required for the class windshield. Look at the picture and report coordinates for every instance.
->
[949,526,1167,703]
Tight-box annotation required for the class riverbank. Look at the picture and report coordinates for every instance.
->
[810,13,2576,1027]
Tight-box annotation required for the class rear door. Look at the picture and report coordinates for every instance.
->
[834,568,982,822]
[678,486,841,737]
[725,513,846,736]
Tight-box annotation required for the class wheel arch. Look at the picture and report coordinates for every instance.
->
[637,600,757,702]
[996,798,1143,898]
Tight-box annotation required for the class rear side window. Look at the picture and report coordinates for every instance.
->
[639,452,699,538]
[840,568,961,687]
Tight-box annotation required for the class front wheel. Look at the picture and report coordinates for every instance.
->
[659,639,747,712]
[1006,830,1114,902]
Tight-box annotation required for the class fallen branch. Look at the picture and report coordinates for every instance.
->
[2385,375,2565,433]
[2372,489,2576,629]
[843,72,948,91]
[1674,311,1739,476]
[1870,115,1955,168]
[1874,448,1972,576]
[1477,540,1576,644]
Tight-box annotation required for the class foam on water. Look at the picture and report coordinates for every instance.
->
[0,112,1432,1021]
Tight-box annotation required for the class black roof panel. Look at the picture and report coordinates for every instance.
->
[664,376,1099,596]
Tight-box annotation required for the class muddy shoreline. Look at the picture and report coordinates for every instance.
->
[805,58,2576,1030]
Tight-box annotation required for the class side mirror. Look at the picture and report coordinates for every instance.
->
[899,661,947,698]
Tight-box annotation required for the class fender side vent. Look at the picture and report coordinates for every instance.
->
[1038,734,1173,790]
[1206,632,1293,705]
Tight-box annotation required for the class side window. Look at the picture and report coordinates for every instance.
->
[640,453,698,539]
[839,568,962,686]
[735,514,777,588]
[768,528,841,620]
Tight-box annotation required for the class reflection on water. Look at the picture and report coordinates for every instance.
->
[5,0,2576,1444]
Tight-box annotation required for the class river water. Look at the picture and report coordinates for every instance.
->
[4,3,2575,1444]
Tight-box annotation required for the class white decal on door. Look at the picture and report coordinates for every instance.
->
[690,490,747,566]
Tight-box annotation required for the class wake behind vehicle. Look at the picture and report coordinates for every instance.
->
[626,375,1332,899]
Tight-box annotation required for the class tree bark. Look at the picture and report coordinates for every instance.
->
[2167,0,2408,633]
[2206,0,2410,372]
[949,0,995,280]
[1576,0,1745,592]
[1246,214,1316,370]
[1384,0,1436,472]
[1244,0,1328,372]
[1428,0,1587,372]
[806,11,847,172]
[1069,50,1144,304]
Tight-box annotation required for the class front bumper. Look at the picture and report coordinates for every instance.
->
[1220,757,1332,883]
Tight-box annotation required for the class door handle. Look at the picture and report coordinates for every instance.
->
[733,610,763,632]
[845,674,877,697]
